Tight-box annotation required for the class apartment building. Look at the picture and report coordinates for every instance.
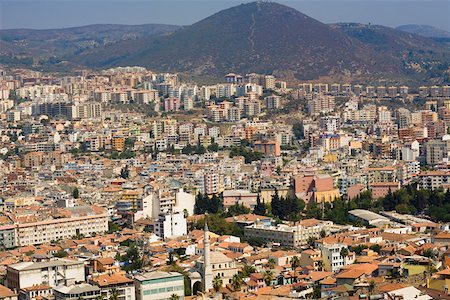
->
[318,243,355,272]
[244,219,332,248]
[11,205,108,246]
[90,273,135,300]
[134,271,184,300]
[6,259,85,290]
[418,171,450,190]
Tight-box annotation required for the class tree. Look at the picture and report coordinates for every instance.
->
[231,274,243,291]
[317,260,324,271]
[370,244,381,254]
[109,288,119,300]
[72,187,80,199]
[227,203,250,216]
[291,256,300,281]
[169,294,180,300]
[340,247,349,264]
[423,248,437,259]
[267,258,276,269]
[212,275,222,293]
[263,270,274,286]
[120,165,129,179]
[241,265,257,278]
[270,189,281,218]
[369,281,376,295]
[53,250,68,258]
[253,194,267,216]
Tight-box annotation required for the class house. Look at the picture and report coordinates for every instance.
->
[90,273,135,300]
[387,286,432,300]
[0,285,17,300]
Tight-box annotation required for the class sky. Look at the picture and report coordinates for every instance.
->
[0,0,449,31]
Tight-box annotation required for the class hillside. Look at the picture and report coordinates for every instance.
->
[75,2,376,80]
[0,23,180,69]
[332,23,450,83]
[75,2,450,82]
[396,24,450,38]
[1,2,449,83]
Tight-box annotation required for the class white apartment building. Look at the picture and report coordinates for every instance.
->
[6,259,85,290]
[13,205,108,246]
[154,212,187,239]
[244,219,332,248]
[134,271,184,300]
[318,243,355,272]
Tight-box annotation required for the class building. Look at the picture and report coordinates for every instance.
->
[204,172,220,195]
[265,95,281,110]
[223,189,258,209]
[348,209,390,227]
[12,205,108,246]
[426,139,449,165]
[153,212,187,239]
[89,273,135,300]
[294,174,340,204]
[6,259,85,290]
[371,182,400,198]
[53,284,100,300]
[0,285,17,300]
[254,140,281,157]
[112,136,125,152]
[244,219,332,248]
[318,243,355,272]
[418,171,450,190]
[134,271,184,300]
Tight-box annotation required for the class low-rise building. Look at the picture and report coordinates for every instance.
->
[134,271,184,300]
[244,219,332,248]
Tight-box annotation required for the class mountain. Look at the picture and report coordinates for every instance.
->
[75,2,376,79]
[396,24,450,38]
[74,2,450,82]
[0,24,180,69]
[1,2,449,83]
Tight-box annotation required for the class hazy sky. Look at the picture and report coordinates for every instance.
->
[0,0,449,31]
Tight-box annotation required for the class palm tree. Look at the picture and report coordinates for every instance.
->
[317,260,324,271]
[212,275,223,293]
[95,296,104,300]
[263,270,274,286]
[231,273,243,291]
[169,294,180,300]
[291,256,300,282]
[267,258,276,269]
[340,247,349,265]
[241,264,256,278]
[109,288,119,300]
[368,281,376,295]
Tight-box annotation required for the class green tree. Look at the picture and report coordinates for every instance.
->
[169,294,180,300]
[267,258,276,269]
[212,275,222,293]
[53,250,68,258]
[120,165,129,179]
[317,260,324,271]
[241,265,257,278]
[72,187,80,199]
[231,274,243,291]
[253,194,267,216]
[109,288,119,300]
[263,270,274,286]
[291,256,300,281]
[340,247,349,264]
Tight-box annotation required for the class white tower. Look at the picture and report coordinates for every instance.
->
[202,222,213,292]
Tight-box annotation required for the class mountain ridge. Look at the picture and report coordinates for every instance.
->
[0,2,449,83]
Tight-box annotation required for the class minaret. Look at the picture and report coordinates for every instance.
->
[202,222,213,292]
